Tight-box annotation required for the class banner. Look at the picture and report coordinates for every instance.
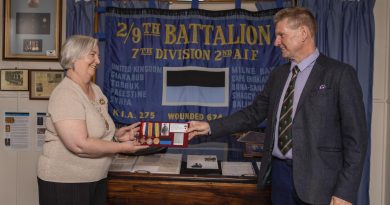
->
[104,8,285,124]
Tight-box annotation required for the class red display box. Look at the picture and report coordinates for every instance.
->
[137,122,189,147]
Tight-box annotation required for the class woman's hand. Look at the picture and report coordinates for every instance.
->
[115,122,141,142]
[120,140,149,153]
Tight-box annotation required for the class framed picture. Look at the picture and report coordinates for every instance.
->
[243,143,264,158]
[29,70,64,100]
[0,69,29,91]
[3,0,62,60]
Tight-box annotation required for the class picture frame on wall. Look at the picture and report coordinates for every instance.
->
[29,70,64,100]
[0,69,29,91]
[3,0,62,60]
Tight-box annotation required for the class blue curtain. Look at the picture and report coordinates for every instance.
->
[66,0,95,37]
[300,1,374,204]
[100,0,169,8]
[255,0,292,10]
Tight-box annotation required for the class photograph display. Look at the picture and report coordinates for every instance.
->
[29,70,64,100]
[0,69,29,91]
[3,0,61,60]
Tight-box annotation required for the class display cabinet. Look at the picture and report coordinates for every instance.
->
[107,171,271,205]
[107,134,270,205]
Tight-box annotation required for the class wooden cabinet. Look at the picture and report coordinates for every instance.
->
[107,172,271,205]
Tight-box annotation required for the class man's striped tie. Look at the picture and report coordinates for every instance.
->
[278,66,300,155]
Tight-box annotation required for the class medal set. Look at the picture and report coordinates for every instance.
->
[137,122,190,147]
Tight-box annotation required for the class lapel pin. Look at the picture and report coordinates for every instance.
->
[319,84,326,90]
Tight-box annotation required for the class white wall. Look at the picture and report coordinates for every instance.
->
[0,1,65,205]
[0,1,389,205]
[371,0,390,204]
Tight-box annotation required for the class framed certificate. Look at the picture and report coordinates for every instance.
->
[0,69,29,91]
[3,0,62,60]
[243,142,263,158]
[29,69,64,100]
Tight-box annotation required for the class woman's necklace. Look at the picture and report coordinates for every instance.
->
[91,96,109,131]
[88,84,108,131]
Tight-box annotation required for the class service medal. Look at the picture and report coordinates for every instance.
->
[153,138,160,145]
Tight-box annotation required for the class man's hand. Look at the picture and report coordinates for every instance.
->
[330,196,352,205]
[186,121,211,140]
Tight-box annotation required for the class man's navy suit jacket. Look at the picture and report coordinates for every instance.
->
[209,54,368,204]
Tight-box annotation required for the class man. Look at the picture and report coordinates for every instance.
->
[187,7,367,205]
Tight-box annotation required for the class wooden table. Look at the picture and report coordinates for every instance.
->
[107,172,271,205]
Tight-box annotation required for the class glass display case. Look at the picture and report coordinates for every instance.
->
[107,129,270,205]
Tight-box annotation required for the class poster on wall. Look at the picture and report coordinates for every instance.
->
[36,112,46,150]
[3,112,31,150]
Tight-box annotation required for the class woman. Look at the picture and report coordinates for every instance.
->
[37,35,148,205]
